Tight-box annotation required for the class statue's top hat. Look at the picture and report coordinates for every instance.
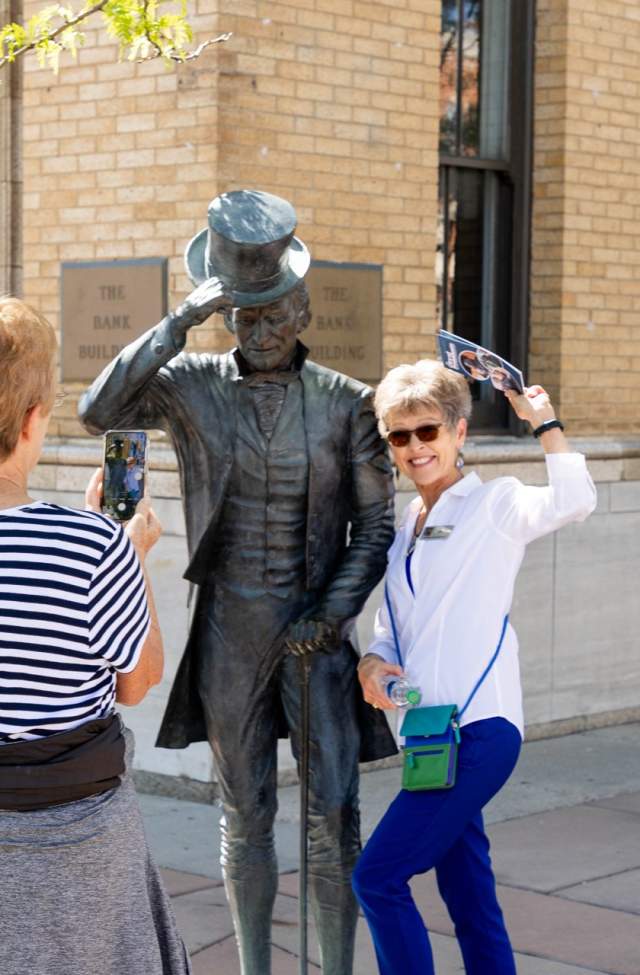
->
[184,189,310,308]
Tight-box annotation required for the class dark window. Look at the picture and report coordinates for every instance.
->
[436,0,535,431]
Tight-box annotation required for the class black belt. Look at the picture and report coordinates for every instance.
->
[0,714,125,811]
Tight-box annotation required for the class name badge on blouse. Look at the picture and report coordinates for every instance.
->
[422,525,454,540]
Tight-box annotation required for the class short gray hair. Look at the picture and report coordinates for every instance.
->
[374,358,472,435]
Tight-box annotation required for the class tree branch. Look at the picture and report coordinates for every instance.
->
[0,2,231,70]
[0,1,108,68]
[136,31,231,63]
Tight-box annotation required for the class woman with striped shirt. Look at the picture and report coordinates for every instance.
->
[0,297,190,975]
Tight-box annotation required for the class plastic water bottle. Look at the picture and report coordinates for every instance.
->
[380,675,422,708]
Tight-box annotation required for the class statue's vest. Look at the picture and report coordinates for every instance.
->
[207,380,309,600]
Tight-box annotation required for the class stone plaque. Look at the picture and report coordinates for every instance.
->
[304,261,382,383]
[61,258,168,382]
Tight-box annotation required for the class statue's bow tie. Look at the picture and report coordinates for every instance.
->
[240,370,300,387]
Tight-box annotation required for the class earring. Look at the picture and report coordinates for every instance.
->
[456,452,465,471]
[394,465,401,483]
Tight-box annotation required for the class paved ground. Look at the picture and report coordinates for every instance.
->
[140,723,640,974]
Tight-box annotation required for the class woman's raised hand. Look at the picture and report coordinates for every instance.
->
[504,385,556,429]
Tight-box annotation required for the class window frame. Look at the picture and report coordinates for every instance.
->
[438,0,536,434]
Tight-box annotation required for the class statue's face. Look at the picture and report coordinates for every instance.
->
[231,293,300,372]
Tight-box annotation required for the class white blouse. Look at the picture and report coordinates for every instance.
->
[367,453,597,739]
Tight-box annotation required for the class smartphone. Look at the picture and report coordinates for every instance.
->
[102,430,148,522]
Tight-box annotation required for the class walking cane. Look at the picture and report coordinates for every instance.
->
[298,651,312,975]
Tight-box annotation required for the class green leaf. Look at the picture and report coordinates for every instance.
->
[1,0,222,70]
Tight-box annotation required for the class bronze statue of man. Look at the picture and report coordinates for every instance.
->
[79,189,396,975]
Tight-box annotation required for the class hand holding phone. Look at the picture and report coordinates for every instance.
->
[124,499,162,560]
[101,430,148,522]
[85,467,162,559]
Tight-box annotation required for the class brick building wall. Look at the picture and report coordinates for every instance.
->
[531,0,640,435]
[21,0,224,439]
[15,0,640,438]
[20,0,441,438]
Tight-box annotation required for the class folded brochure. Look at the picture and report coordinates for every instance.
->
[437,329,524,394]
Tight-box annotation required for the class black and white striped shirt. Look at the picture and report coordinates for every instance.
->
[0,502,150,743]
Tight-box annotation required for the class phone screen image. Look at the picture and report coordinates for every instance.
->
[102,431,148,522]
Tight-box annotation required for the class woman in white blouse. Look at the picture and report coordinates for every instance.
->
[352,359,596,975]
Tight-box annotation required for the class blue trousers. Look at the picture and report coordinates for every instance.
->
[352,717,522,975]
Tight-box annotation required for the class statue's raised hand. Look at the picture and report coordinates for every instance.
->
[173,277,233,330]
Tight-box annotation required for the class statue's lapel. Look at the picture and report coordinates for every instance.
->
[299,364,326,470]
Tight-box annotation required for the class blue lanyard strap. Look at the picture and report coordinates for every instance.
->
[384,581,403,667]
[405,552,415,596]
[458,612,509,719]
[383,582,508,713]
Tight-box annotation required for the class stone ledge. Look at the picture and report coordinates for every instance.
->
[464,436,640,464]
[133,706,640,804]
[133,769,219,805]
[40,433,175,470]
[40,435,640,474]
[523,705,640,742]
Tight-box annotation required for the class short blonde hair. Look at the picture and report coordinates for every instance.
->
[374,358,472,435]
[0,297,57,462]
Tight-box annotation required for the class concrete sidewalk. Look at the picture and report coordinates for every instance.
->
[139,723,640,975]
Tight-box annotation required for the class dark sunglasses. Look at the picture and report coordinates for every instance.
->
[386,423,443,448]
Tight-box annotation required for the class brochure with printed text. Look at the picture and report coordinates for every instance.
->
[437,329,525,394]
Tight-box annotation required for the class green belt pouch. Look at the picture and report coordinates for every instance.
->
[399,704,461,791]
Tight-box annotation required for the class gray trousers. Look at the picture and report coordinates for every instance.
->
[196,585,361,975]
[0,728,190,975]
